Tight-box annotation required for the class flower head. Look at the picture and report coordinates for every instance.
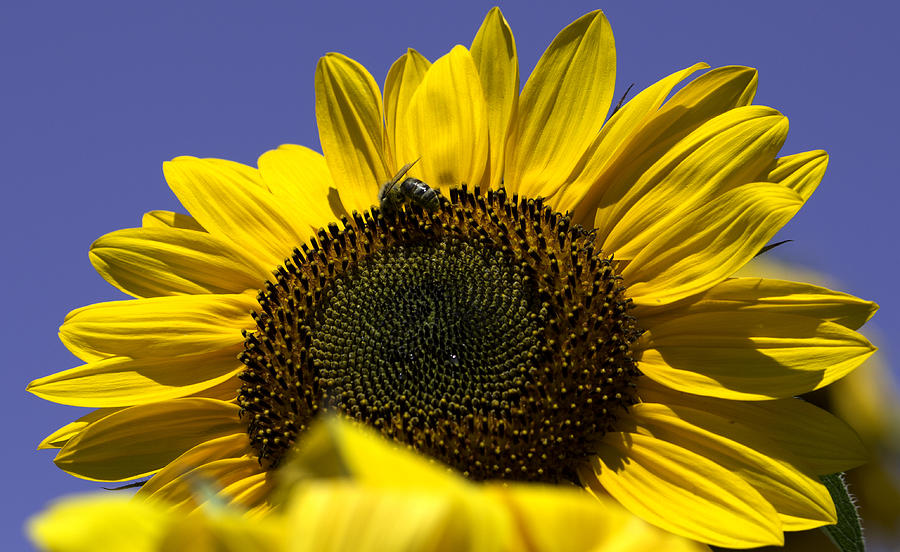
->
[29,8,877,548]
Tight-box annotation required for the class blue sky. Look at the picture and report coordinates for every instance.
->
[3,1,897,548]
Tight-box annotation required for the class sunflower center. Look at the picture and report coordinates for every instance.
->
[312,236,543,422]
[238,186,641,483]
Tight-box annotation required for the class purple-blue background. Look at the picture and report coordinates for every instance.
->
[4,1,897,548]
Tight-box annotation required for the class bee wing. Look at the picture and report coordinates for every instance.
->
[383,160,420,194]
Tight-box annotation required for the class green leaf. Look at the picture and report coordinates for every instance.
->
[820,473,865,552]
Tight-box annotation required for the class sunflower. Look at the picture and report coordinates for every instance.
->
[28,8,877,549]
[28,417,705,552]
[736,257,900,547]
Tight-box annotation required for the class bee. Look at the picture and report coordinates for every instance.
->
[378,160,441,217]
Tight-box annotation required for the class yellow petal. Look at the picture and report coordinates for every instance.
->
[584,432,783,548]
[285,418,704,551]
[27,347,243,408]
[147,456,263,511]
[220,472,270,511]
[384,49,431,169]
[29,492,284,552]
[667,64,757,107]
[205,157,265,187]
[58,293,256,361]
[54,398,243,481]
[286,417,465,493]
[162,504,282,551]
[636,311,876,400]
[505,11,615,199]
[280,418,505,551]
[471,7,519,189]
[571,66,758,227]
[830,352,899,443]
[554,63,708,213]
[89,227,270,298]
[315,53,390,213]
[192,375,241,402]
[397,45,489,192]
[163,156,313,268]
[623,182,802,305]
[37,408,120,450]
[141,210,205,231]
[637,277,879,330]
[28,495,169,552]
[638,380,868,475]
[765,149,828,201]
[139,433,253,498]
[257,145,338,231]
[604,107,788,257]
[494,484,705,552]
[632,402,836,530]
[286,481,478,552]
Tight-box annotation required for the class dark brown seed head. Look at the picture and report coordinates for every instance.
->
[238,186,641,483]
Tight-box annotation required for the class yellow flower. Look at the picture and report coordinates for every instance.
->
[28,8,877,549]
[27,495,280,552]
[831,354,900,539]
[737,257,900,545]
[28,417,705,552]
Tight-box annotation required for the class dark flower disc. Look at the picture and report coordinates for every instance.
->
[238,186,641,483]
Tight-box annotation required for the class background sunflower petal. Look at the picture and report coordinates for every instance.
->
[54,398,244,481]
[636,311,876,400]
[257,145,338,231]
[27,347,243,408]
[164,156,314,267]
[623,182,803,305]
[572,66,759,227]
[89,227,270,298]
[471,7,519,189]
[315,52,390,213]
[632,402,837,530]
[384,49,431,170]
[58,293,256,361]
[584,432,783,548]
[505,10,615,199]
[396,45,489,192]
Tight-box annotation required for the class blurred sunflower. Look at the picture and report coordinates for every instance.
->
[734,257,900,550]
[28,417,705,552]
[28,7,877,549]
